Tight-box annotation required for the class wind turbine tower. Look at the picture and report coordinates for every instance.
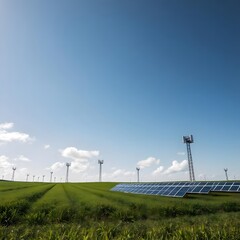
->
[66,162,71,183]
[12,167,16,181]
[33,175,35,182]
[50,171,53,182]
[26,174,29,182]
[136,167,140,183]
[37,176,40,182]
[42,175,45,182]
[224,168,229,181]
[183,135,195,182]
[98,160,104,182]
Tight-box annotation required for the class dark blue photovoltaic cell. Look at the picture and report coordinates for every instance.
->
[222,185,231,191]
[167,187,178,195]
[214,185,224,191]
[175,187,190,197]
[192,182,199,186]
[169,187,181,195]
[200,186,212,193]
[230,186,239,191]
[191,186,203,193]
[177,182,186,186]
[162,187,175,196]
[111,181,240,198]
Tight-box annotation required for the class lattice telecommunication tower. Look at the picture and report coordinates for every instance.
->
[183,135,195,181]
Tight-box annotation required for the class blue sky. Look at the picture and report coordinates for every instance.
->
[0,0,240,182]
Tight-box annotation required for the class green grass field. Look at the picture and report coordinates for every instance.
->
[0,181,240,239]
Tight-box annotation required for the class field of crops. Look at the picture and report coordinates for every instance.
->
[1,180,240,239]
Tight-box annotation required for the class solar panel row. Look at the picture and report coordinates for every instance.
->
[111,181,240,197]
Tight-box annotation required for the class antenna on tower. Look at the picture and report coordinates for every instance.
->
[66,163,71,183]
[11,167,16,181]
[224,168,229,181]
[42,175,45,182]
[136,167,140,183]
[26,174,29,182]
[98,160,104,182]
[50,171,53,182]
[183,135,195,181]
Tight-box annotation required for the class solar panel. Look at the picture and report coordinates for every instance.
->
[233,182,240,185]
[175,186,190,197]
[168,186,181,196]
[229,184,239,191]
[199,186,212,194]
[111,181,240,198]
[214,185,224,191]
[191,186,204,193]
[222,185,231,191]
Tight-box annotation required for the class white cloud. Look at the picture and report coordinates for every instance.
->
[44,144,50,149]
[14,155,31,162]
[124,171,135,176]
[0,122,32,143]
[0,155,15,177]
[164,160,188,174]
[111,169,135,178]
[137,157,160,169]
[97,168,135,182]
[112,169,123,177]
[60,147,100,173]
[0,155,13,168]
[0,122,14,130]
[177,152,185,156]
[71,161,89,173]
[19,167,28,173]
[0,155,30,181]
[198,173,206,180]
[61,147,99,160]
[152,166,164,175]
[48,162,65,171]
[0,131,30,143]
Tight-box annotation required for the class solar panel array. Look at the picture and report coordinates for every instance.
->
[111,181,240,198]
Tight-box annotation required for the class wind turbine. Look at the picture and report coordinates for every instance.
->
[98,160,104,182]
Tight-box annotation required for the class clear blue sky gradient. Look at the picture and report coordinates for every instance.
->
[0,0,240,181]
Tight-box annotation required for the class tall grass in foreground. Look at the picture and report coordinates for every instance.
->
[1,182,240,239]
[1,213,240,239]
